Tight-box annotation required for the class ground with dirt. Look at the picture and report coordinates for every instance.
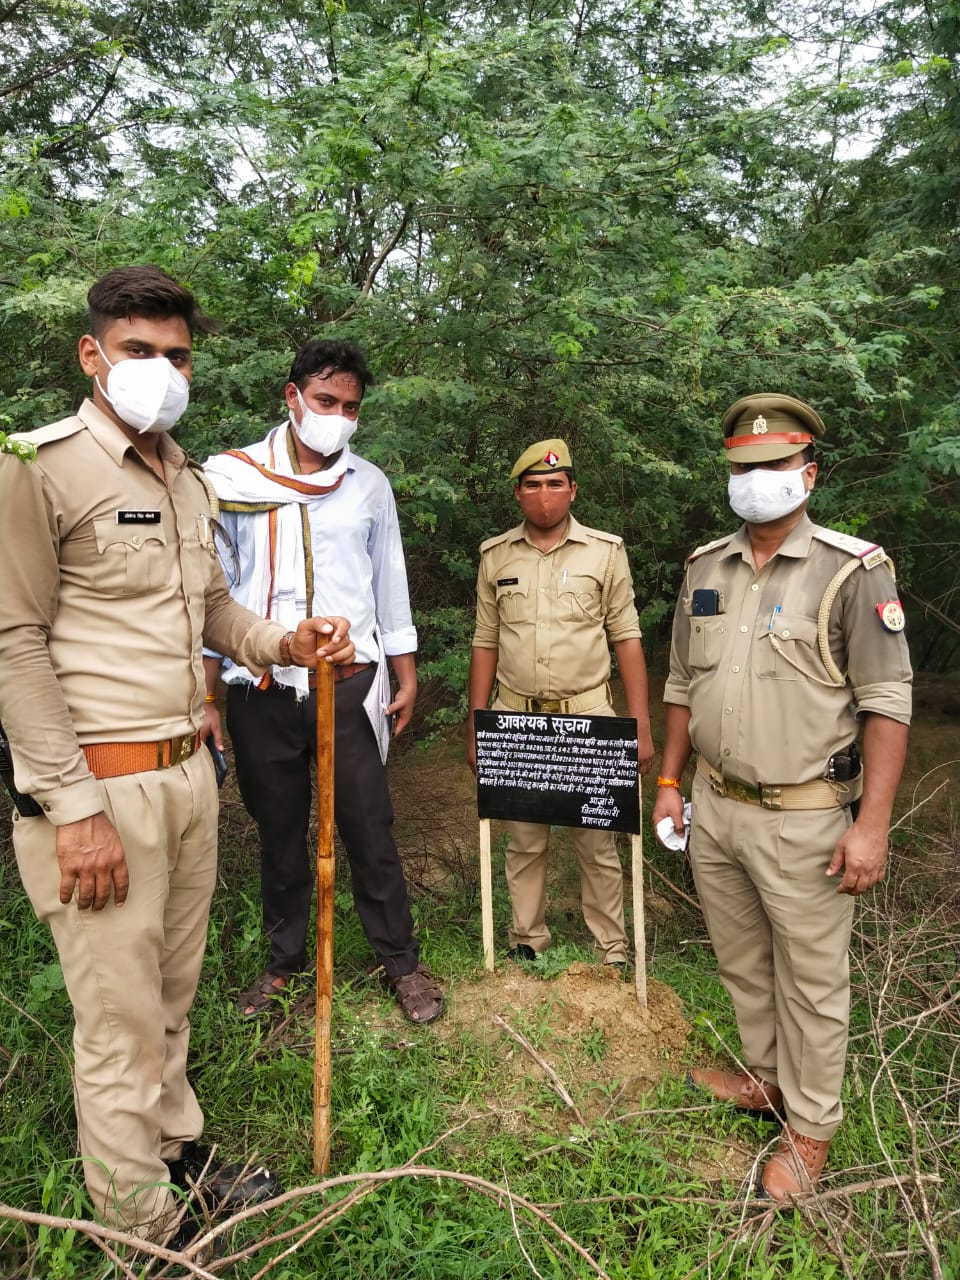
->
[443,963,690,1104]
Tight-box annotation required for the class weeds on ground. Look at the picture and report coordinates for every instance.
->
[0,764,957,1279]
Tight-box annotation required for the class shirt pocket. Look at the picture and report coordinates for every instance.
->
[558,572,602,622]
[92,516,169,596]
[755,615,820,681]
[688,616,728,670]
[495,573,530,622]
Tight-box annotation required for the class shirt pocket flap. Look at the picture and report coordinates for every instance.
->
[93,516,168,553]
[558,572,602,620]
[92,515,169,596]
[689,616,728,669]
[495,572,529,621]
[758,614,820,680]
[769,615,818,647]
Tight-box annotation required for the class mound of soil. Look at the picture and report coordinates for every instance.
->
[442,961,690,1109]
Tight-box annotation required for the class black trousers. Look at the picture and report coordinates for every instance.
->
[226,668,418,981]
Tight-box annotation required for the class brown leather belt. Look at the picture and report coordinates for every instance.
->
[308,662,373,689]
[497,682,610,715]
[82,732,202,780]
[696,756,858,811]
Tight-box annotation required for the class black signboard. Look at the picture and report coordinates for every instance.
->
[474,709,640,834]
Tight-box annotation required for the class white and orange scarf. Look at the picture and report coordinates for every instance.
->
[204,425,349,699]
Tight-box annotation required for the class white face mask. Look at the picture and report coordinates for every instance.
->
[728,465,811,523]
[96,343,190,434]
[291,391,358,457]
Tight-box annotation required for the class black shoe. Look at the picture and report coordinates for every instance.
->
[506,944,537,962]
[165,1213,218,1260]
[167,1141,281,1211]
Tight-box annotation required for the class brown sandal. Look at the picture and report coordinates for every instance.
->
[237,970,288,1018]
[388,964,444,1025]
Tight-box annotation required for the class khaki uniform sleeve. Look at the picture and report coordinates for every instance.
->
[200,556,287,674]
[840,561,912,725]
[603,542,642,643]
[663,577,692,708]
[471,553,500,649]
[0,453,104,823]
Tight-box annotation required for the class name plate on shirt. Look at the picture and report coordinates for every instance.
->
[116,510,161,524]
[474,710,640,833]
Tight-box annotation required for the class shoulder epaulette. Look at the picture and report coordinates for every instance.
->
[12,416,85,448]
[687,533,735,562]
[811,526,888,570]
[578,526,622,546]
[479,529,516,553]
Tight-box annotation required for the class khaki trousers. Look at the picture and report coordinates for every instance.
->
[497,695,628,963]
[689,771,855,1139]
[14,748,217,1231]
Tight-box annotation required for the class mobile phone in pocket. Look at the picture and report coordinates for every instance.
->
[691,588,723,616]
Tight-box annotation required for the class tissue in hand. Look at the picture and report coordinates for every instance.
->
[655,801,692,852]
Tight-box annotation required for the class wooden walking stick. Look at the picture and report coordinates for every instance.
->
[313,659,336,1175]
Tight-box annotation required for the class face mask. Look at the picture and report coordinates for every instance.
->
[727,465,811,523]
[291,391,358,457]
[96,343,190,434]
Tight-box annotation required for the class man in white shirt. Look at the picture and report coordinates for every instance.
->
[204,340,443,1025]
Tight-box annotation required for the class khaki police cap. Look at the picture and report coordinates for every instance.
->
[721,393,825,463]
[510,438,572,481]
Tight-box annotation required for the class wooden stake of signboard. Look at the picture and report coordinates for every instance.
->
[479,817,495,971]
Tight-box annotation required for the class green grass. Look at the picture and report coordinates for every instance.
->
[1,781,958,1279]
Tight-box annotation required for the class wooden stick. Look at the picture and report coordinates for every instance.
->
[631,778,647,1008]
[491,1015,585,1124]
[479,818,495,970]
[313,661,336,1176]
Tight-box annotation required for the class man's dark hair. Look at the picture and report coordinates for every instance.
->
[288,339,374,394]
[87,266,218,339]
[800,444,815,465]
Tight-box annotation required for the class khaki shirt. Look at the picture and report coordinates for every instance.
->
[663,515,912,786]
[0,400,286,825]
[472,515,642,699]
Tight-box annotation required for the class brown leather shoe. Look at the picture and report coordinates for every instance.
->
[689,1068,783,1115]
[761,1127,831,1201]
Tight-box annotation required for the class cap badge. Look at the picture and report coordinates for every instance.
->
[877,600,905,633]
[751,415,768,435]
[544,450,560,468]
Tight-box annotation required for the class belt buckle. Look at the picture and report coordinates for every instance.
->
[725,775,761,805]
[531,698,562,713]
[159,734,195,768]
[760,786,782,811]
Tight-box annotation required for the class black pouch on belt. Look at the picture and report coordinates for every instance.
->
[826,741,861,783]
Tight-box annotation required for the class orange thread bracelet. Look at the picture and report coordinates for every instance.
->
[656,776,681,789]
[204,694,217,704]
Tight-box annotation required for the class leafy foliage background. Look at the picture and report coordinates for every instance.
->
[1,0,957,695]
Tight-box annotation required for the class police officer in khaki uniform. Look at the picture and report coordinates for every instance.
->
[0,266,355,1236]
[653,394,912,1200]
[467,439,655,963]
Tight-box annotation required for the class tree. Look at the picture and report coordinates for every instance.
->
[1,0,956,705]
